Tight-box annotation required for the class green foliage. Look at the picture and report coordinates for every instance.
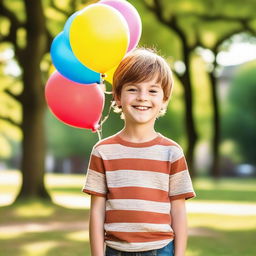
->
[2,0,256,166]
[222,61,256,164]
[45,109,98,158]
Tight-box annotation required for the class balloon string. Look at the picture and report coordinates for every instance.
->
[96,77,114,141]
[96,129,102,141]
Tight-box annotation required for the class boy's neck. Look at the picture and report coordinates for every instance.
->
[118,124,158,143]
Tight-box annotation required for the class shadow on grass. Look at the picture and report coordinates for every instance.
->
[0,229,91,256]
[194,188,256,202]
[0,200,91,255]
[0,199,89,225]
[188,229,256,256]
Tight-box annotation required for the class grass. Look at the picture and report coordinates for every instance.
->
[193,177,256,203]
[0,170,256,256]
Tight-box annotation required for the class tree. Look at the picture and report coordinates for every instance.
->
[0,0,102,200]
[0,0,52,200]
[137,0,256,177]
[223,61,256,165]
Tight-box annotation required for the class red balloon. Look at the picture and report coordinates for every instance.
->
[45,71,104,132]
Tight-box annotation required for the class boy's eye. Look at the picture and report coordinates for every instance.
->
[149,90,158,93]
[127,88,137,91]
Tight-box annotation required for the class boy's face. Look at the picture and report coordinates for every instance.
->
[115,77,167,126]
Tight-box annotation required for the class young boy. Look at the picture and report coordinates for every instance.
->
[83,48,196,256]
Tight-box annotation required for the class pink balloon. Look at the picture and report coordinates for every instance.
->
[45,71,104,132]
[100,0,142,52]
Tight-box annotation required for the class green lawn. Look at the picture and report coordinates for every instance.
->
[0,170,255,256]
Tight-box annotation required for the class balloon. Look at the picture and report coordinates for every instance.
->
[50,32,101,84]
[49,64,56,76]
[100,0,142,52]
[104,65,118,85]
[63,11,81,39]
[45,71,104,132]
[70,3,129,73]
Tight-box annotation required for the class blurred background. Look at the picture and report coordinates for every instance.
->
[0,0,256,255]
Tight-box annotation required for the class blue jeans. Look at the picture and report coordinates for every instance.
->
[105,241,174,256]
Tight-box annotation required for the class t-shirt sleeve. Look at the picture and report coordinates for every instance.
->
[169,146,196,201]
[82,146,107,197]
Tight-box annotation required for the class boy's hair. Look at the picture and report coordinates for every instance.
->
[112,47,174,117]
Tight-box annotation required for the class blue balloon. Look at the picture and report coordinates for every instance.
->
[50,32,101,84]
[63,11,81,40]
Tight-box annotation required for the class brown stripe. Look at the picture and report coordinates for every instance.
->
[95,134,179,148]
[158,139,179,147]
[105,231,174,243]
[82,189,106,197]
[169,192,196,201]
[95,136,119,147]
[107,187,170,202]
[104,158,170,174]
[105,210,171,224]
[89,155,105,174]
[170,157,187,174]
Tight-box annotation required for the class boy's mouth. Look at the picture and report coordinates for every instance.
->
[132,105,152,111]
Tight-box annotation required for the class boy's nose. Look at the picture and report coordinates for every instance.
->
[136,91,148,101]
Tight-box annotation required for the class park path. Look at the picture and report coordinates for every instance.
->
[0,220,219,238]
[1,197,255,238]
[1,194,256,216]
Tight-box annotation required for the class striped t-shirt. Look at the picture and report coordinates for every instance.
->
[83,133,196,252]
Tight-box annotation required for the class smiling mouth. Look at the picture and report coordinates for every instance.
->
[132,106,152,110]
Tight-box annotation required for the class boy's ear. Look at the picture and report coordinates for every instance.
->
[114,95,121,107]
[162,100,169,109]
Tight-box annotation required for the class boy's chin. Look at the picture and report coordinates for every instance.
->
[127,117,156,125]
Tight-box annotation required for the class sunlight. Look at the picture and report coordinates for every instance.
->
[66,230,89,242]
[46,173,85,187]
[189,214,256,231]
[0,230,23,239]
[217,43,256,66]
[52,194,90,209]
[22,241,59,256]
[15,202,54,218]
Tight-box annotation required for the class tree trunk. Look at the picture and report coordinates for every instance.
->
[209,69,221,178]
[16,0,51,200]
[179,50,198,179]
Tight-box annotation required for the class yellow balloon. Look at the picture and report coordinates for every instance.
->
[49,64,56,76]
[70,4,129,73]
[104,65,118,85]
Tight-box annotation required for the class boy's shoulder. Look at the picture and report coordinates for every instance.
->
[93,133,120,149]
[93,133,183,151]
[158,133,183,149]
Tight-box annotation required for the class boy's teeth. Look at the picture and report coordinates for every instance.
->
[134,106,150,110]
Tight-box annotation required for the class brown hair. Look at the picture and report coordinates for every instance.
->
[112,47,173,117]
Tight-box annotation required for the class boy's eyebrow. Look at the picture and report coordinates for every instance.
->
[124,83,161,88]
[150,84,161,88]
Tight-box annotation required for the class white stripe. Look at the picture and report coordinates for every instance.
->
[169,170,194,196]
[104,223,173,233]
[84,169,107,194]
[106,199,170,214]
[106,170,169,191]
[106,239,173,252]
[96,144,173,161]
[171,146,184,162]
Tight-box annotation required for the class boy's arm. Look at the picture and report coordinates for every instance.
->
[89,195,106,256]
[171,199,188,256]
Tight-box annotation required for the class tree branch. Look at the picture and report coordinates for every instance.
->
[0,116,21,128]
[49,0,70,16]
[4,88,22,103]
[185,13,255,23]
[0,0,23,46]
